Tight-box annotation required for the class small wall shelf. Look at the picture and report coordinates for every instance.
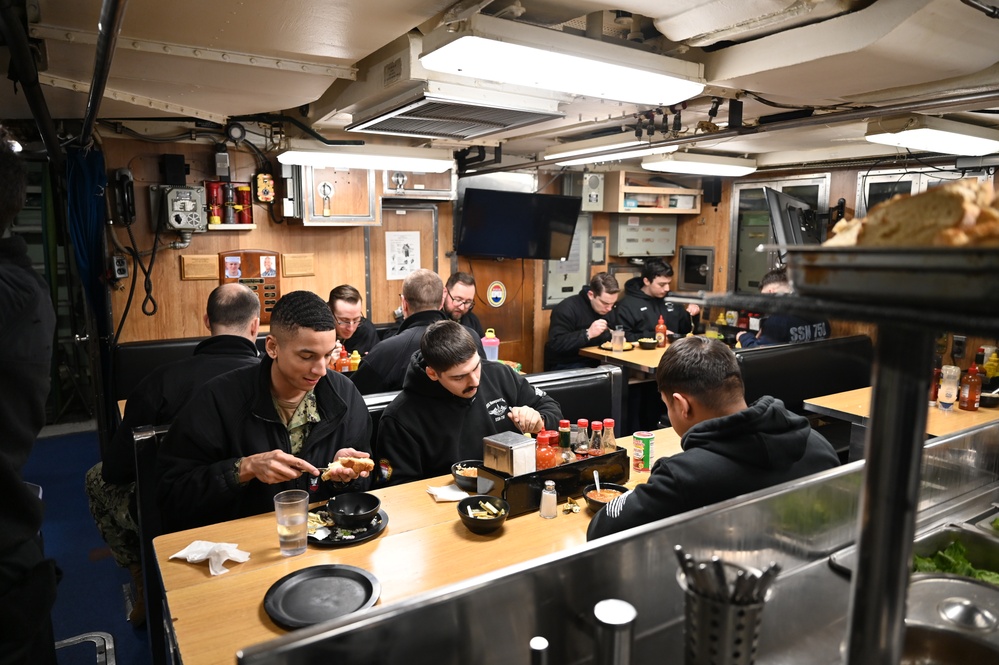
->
[603,171,702,215]
[207,224,257,231]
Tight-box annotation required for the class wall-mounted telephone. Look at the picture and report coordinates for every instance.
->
[114,168,136,225]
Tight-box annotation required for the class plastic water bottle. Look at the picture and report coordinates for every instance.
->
[482,328,500,361]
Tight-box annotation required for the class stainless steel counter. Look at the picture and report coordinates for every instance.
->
[238,422,999,665]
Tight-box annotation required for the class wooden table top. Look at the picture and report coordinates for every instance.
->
[154,429,684,664]
[578,343,667,374]
[803,386,999,437]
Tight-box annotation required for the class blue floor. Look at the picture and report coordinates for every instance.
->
[23,426,151,665]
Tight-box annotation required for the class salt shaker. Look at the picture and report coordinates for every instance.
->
[540,480,557,519]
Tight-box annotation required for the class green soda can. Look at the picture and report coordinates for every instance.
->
[633,431,654,471]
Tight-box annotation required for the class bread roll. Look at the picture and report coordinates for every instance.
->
[320,456,374,480]
[825,179,999,247]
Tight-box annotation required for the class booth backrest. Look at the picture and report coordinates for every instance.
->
[735,334,874,414]
[363,365,624,460]
[113,336,268,401]
[132,425,174,665]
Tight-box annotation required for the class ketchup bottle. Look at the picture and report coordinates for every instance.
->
[655,316,668,347]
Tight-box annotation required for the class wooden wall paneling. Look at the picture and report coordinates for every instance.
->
[456,256,536,373]
[103,137,369,343]
[367,206,439,325]
[675,178,732,294]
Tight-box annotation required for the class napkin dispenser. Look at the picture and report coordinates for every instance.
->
[483,431,536,476]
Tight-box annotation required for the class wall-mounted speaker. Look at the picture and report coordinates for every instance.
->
[580,173,604,211]
[702,177,722,208]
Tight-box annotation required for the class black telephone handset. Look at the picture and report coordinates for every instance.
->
[115,168,136,225]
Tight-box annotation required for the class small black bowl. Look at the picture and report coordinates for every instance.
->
[637,338,658,350]
[457,495,509,535]
[667,333,683,344]
[981,392,999,408]
[451,460,483,492]
[581,483,629,513]
[327,492,381,529]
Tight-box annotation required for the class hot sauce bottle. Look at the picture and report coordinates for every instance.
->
[960,363,982,412]
[655,316,668,348]
[335,347,350,372]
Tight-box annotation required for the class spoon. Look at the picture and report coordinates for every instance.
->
[593,470,601,492]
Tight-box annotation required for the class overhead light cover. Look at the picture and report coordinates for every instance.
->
[865,115,999,157]
[544,133,680,166]
[642,152,757,177]
[277,145,454,173]
[420,14,705,106]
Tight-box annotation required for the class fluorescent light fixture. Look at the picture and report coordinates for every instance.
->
[865,115,999,157]
[543,133,679,166]
[642,152,757,177]
[420,14,705,106]
[277,145,454,173]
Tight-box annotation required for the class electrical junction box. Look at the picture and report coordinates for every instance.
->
[609,214,677,257]
[150,185,207,232]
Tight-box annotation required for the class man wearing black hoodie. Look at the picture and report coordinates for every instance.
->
[587,337,838,540]
[376,321,562,486]
[351,269,448,394]
[616,259,699,342]
[544,272,619,370]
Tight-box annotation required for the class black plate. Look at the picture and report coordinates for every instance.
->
[307,509,388,548]
[263,564,380,629]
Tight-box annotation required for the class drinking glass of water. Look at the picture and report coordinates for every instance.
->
[273,489,309,556]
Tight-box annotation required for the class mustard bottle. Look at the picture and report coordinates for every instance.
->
[349,350,361,372]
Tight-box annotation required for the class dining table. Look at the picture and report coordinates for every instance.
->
[803,386,999,439]
[153,429,684,665]
[578,342,667,375]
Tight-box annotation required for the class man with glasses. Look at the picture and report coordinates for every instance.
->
[443,272,485,340]
[544,272,620,370]
[327,284,380,356]
[616,259,699,342]
[587,337,838,540]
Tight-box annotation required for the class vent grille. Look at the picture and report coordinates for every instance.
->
[348,97,562,141]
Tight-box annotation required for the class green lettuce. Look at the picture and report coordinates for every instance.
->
[912,540,999,586]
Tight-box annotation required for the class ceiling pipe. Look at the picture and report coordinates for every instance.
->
[78,0,129,149]
[0,0,63,168]
[469,88,999,176]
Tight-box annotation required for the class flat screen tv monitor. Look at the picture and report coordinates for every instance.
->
[455,188,581,260]
[764,187,822,260]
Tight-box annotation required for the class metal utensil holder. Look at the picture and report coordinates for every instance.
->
[684,588,763,665]
[680,562,767,665]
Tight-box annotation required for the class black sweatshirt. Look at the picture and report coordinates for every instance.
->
[587,396,839,539]
[544,287,617,370]
[615,276,693,342]
[376,351,563,485]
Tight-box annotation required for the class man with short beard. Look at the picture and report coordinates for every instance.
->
[442,271,484,339]
[376,321,562,486]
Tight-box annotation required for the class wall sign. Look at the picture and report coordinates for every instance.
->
[487,281,507,307]
[385,231,420,280]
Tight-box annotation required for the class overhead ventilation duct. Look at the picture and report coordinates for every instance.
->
[313,33,566,141]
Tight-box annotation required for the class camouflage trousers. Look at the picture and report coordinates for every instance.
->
[84,463,140,568]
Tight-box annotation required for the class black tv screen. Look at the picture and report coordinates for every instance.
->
[455,188,581,260]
